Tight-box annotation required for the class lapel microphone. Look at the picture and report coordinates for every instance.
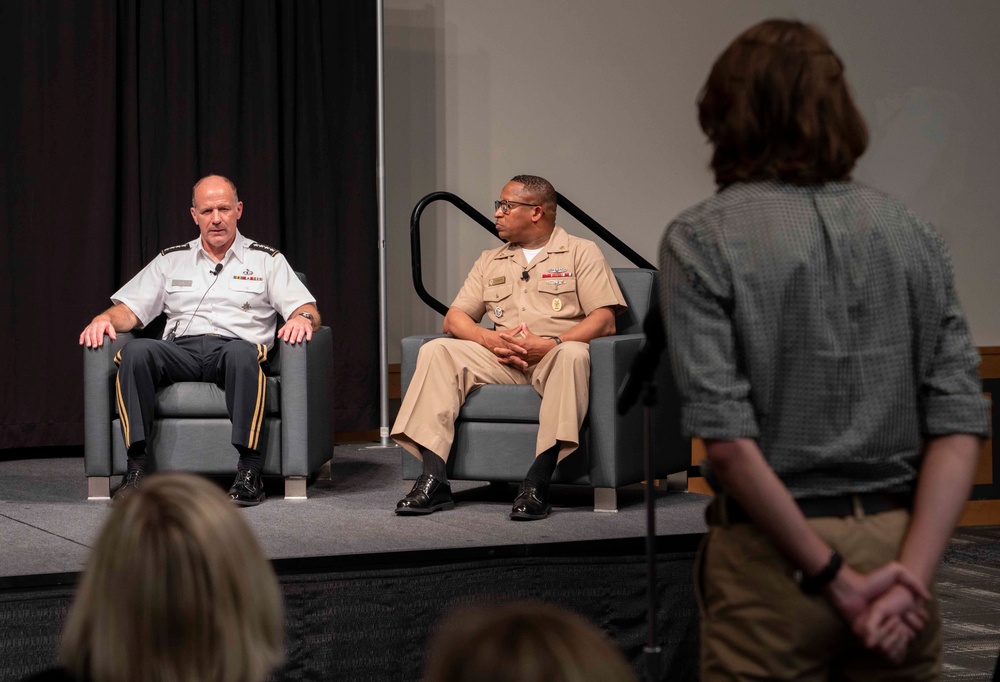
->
[211,263,223,276]
[521,270,529,282]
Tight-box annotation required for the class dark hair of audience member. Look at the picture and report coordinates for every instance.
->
[58,473,284,682]
[698,18,868,188]
[423,599,638,682]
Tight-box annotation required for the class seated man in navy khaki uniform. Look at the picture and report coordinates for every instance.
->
[79,174,321,506]
[391,174,626,520]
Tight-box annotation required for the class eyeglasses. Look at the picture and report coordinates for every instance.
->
[495,199,541,215]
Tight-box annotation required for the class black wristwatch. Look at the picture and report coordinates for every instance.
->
[795,550,843,594]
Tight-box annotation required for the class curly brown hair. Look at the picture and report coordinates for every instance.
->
[698,19,868,188]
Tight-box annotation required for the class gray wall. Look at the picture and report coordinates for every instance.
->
[384,1,1000,363]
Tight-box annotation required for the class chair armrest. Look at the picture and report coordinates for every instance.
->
[83,333,136,476]
[587,333,644,486]
[400,333,450,395]
[587,332,690,487]
[278,326,333,476]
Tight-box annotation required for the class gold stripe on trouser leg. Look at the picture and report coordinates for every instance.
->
[113,351,131,447]
[247,344,268,450]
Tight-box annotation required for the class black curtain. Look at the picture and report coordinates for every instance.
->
[0,0,378,449]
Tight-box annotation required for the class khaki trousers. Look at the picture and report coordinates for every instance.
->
[698,503,941,681]
[391,338,591,463]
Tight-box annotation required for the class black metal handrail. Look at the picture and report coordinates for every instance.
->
[555,192,655,270]
[409,190,656,316]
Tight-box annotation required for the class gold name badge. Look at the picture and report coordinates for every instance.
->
[552,298,562,312]
[488,276,506,286]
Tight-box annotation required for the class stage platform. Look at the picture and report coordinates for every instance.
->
[0,444,709,680]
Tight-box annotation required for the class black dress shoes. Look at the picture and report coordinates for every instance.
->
[112,468,144,505]
[229,468,265,507]
[510,480,551,520]
[396,474,454,515]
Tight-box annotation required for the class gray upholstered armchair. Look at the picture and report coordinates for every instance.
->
[400,267,689,511]
[83,281,333,500]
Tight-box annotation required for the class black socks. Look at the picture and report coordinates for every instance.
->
[126,442,264,477]
[126,442,147,472]
[524,445,559,486]
[236,445,263,476]
[417,444,558,486]
[419,446,449,484]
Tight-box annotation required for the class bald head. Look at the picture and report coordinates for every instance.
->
[192,175,239,207]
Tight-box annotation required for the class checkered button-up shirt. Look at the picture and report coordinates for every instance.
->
[660,181,989,498]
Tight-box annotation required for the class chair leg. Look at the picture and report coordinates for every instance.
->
[88,476,111,500]
[594,487,618,512]
[284,476,307,500]
[317,458,332,480]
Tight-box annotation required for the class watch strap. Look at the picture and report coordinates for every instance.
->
[796,550,843,594]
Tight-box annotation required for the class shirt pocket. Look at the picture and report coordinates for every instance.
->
[536,278,580,317]
[229,277,266,295]
[483,282,513,324]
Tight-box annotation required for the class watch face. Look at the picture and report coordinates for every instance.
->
[299,312,314,319]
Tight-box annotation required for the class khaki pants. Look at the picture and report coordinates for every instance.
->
[391,338,591,462]
[698,504,941,681]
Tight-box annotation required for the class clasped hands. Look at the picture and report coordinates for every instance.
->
[829,561,931,663]
[488,323,556,370]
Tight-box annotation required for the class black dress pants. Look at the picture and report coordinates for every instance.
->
[114,335,269,451]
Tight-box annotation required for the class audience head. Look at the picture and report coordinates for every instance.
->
[59,473,284,682]
[698,18,868,188]
[423,599,638,682]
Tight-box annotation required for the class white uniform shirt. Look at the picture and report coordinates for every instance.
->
[112,231,315,349]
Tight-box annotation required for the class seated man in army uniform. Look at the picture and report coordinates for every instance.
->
[79,174,321,506]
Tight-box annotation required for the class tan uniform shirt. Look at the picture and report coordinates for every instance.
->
[450,225,627,334]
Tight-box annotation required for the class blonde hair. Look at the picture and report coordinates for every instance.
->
[424,599,638,682]
[59,473,284,682]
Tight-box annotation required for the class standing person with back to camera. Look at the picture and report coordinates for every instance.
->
[660,19,989,680]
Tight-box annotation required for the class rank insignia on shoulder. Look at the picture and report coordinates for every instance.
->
[160,243,192,256]
[248,242,280,257]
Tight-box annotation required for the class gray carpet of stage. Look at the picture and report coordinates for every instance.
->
[0,444,708,681]
[0,444,707,579]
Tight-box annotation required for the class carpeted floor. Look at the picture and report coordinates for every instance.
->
[939,525,1000,680]
[1,447,997,679]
